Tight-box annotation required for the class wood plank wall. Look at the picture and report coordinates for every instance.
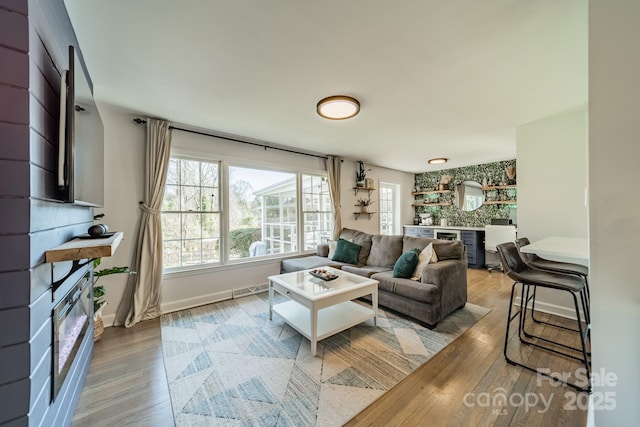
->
[0,0,96,425]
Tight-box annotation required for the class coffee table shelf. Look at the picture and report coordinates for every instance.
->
[272,300,375,343]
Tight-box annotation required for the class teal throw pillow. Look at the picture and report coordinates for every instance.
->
[332,238,362,265]
[393,249,420,278]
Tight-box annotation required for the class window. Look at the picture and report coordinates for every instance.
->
[380,182,400,235]
[230,166,297,259]
[301,174,332,250]
[161,157,221,269]
[162,156,330,272]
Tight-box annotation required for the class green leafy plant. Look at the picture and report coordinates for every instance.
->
[92,258,132,314]
[355,197,374,207]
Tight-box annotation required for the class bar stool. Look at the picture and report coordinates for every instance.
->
[497,242,591,392]
[515,237,590,324]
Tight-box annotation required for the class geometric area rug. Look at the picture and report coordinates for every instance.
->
[161,293,490,426]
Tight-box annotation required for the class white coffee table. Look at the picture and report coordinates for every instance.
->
[268,267,378,356]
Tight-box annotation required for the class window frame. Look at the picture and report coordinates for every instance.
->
[162,150,329,274]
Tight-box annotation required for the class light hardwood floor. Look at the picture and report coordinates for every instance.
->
[72,269,588,426]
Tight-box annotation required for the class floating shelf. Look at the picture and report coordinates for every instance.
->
[353,187,375,196]
[411,189,452,196]
[45,232,123,263]
[353,212,376,219]
[484,200,517,205]
[411,202,452,207]
[482,185,517,190]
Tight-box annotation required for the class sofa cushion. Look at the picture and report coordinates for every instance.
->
[367,234,404,268]
[339,228,373,265]
[402,236,438,253]
[280,256,332,273]
[393,249,419,278]
[433,241,464,260]
[332,238,361,264]
[372,271,441,304]
[411,243,438,280]
[342,265,389,277]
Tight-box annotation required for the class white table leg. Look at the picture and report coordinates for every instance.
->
[372,287,378,326]
[310,303,318,356]
[268,281,273,321]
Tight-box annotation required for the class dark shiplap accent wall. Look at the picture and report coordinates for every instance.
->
[0,0,96,426]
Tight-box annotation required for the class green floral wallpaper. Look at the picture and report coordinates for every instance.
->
[413,159,517,227]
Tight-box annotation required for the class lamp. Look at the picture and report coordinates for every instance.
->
[316,96,360,120]
[428,157,448,165]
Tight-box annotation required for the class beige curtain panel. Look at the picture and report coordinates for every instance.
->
[115,118,172,328]
[326,155,342,240]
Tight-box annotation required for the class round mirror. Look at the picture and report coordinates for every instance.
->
[454,181,484,211]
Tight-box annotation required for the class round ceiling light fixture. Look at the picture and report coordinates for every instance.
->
[316,95,360,120]
[428,157,448,165]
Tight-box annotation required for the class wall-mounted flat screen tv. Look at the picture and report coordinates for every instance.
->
[58,45,104,207]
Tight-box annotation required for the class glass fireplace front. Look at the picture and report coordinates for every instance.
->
[52,274,90,401]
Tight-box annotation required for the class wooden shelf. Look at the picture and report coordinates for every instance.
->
[411,189,451,196]
[353,187,375,196]
[45,232,123,262]
[484,200,517,205]
[482,185,517,190]
[411,202,452,207]
[354,212,376,219]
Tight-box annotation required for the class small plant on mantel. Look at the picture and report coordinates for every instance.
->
[92,258,132,341]
[355,197,374,213]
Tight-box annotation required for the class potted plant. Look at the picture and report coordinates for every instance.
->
[355,160,371,187]
[355,197,374,213]
[92,258,132,341]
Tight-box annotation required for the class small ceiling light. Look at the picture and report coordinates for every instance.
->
[428,157,448,165]
[316,96,360,120]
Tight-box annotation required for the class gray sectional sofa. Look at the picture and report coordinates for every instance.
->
[280,228,468,327]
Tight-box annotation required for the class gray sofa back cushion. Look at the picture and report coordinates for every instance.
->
[402,236,438,253]
[367,234,404,268]
[339,228,373,265]
[433,240,465,260]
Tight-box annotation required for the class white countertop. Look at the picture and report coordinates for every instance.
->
[404,225,487,231]
[520,236,589,261]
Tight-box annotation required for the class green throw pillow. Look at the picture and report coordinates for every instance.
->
[393,249,420,278]
[332,238,362,265]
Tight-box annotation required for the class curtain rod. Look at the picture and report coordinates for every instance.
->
[133,118,327,160]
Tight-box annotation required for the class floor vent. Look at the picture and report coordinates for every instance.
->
[232,283,268,299]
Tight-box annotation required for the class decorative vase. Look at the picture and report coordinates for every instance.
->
[356,180,365,188]
[360,206,368,213]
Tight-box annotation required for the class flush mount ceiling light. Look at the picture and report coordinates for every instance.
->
[316,95,360,120]
[428,157,448,165]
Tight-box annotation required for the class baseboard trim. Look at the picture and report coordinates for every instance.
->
[161,290,233,315]
[103,284,271,329]
[514,297,586,322]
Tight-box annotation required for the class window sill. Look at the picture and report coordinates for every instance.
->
[162,251,315,279]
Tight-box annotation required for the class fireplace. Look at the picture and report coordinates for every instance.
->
[52,274,91,401]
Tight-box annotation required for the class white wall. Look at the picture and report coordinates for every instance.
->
[590,1,640,424]
[516,108,588,242]
[96,105,413,325]
[340,160,415,235]
[515,108,588,317]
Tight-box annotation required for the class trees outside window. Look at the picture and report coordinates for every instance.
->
[162,157,328,272]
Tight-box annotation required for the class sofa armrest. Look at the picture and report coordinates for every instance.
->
[421,258,468,316]
[316,244,329,257]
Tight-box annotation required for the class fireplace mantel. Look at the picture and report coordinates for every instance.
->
[45,232,123,263]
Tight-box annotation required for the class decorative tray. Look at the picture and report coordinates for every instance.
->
[309,269,339,281]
